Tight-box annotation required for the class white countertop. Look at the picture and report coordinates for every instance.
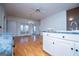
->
[43,32,79,43]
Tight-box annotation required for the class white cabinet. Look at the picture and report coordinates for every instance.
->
[43,32,79,56]
[43,34,54,55]
[43,35,74,56]
[74,43,79,56]
[53,39,74,56]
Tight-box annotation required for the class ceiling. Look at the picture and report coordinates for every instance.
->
[4,3,79,20]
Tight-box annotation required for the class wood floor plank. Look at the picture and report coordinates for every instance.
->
[13,36,49,56]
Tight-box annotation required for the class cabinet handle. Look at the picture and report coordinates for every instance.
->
[75,49,78,52]
[53,42,54,44]
[13,45,15,47]
[62,36,65,38]
[71,48,73,50]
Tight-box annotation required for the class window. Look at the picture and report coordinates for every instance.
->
[24,25,29,32]
[21,25,23,31]
[33,26,36,32]
[20,24,29,34]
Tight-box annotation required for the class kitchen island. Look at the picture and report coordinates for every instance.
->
[43,31,79,56]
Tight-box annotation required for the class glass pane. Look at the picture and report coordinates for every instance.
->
[34,26,36,32]
[24,25,29,32]
[20,25,23,31]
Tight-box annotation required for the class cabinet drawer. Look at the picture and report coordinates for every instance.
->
[47,33,64,39]
[64,34,79,42]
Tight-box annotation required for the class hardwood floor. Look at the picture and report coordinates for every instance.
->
[13,36,50,56]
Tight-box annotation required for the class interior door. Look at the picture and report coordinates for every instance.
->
[8,21,17,35]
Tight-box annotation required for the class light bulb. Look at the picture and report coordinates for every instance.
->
[69,18,73,21]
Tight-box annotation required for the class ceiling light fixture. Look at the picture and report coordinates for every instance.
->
[69,17,73,21]
[35,8,40,12]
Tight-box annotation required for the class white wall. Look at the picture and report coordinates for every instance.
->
[7,16,40,35]
[40,11,67,32]
[0,5,6,34]
[7,11,67,36]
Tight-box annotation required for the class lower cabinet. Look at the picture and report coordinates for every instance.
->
[74,43,79,56]
[53,39,74,56]
[43,33,79,56]
[43,37,74,56]
[43,36,54,55]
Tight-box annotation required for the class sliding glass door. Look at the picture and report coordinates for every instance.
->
[20,23,37,36]
[20,24,29,34]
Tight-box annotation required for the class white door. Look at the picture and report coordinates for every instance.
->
[74,42,79,56]
[8,21,17,35]
[53,39,74,56]
[0,6,3,34]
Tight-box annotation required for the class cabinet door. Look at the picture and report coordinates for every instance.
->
[74,43,79,56]
[53,39,74,56]
[43,36,54,55]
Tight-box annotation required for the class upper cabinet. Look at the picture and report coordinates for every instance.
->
[0,4,6,34]
[67,7,79,30]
